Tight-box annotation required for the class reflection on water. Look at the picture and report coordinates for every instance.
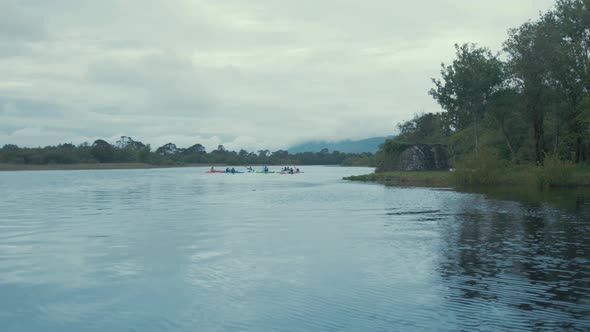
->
[0,167,588,331]
[437,188,590,331]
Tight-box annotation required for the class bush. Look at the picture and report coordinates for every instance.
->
[534,152,576,188]
[453,148,506,185]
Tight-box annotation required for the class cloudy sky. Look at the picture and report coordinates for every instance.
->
[0,0,555,151]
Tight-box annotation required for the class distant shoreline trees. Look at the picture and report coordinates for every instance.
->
[0,137,376,167]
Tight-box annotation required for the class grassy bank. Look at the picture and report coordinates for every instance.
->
[344,166,590,188]
[0,163,214,171]
[344,171,454,187]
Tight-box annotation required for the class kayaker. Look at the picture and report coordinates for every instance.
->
[264,166,269,172]
[210,166,215,172]
[226,167,230,173]
[231,167,236,174]
[289,168,294,174]
[296,168,300,173]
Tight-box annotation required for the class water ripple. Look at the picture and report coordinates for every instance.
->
[0,167,588,331]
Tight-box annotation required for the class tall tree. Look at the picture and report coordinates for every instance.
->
[550,0,590,161]
[90,139,115,162]
[395,112,449,144]
[485,88,525,158]
[504,17,557,163]
[430,43,504,154]
[156,143,179,156]
[185,143,206,154]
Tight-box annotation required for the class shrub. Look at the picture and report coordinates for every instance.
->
[453,148,506,185]
[534,152,576,188]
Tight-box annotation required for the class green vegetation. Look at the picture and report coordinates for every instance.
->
[0,163,186,171]
[0,136,377,170]
[345,164,590,188]
[452,149,510,185]
[359,0,590,188]
[344,171,454,187]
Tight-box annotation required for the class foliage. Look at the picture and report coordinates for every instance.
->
[534,151,576,188]
[430,43,505,153]
[376,0,590,173]
[344,171,454,187]
[453,149,507,185]
[504,15,558,163]
[90,139,115,163]
[0,137,375,167]
[395,112,450,144]
[340,153,378,167]
[376,140,412,171]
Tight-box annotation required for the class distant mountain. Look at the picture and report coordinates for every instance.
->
[288,136,392,154]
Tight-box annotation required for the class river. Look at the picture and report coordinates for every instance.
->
[0,166,588,331]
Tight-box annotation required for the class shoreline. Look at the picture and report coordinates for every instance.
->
[343,169,590,188]
[0,163,358,172]
[344,171,455,187]
[0,163,217,171]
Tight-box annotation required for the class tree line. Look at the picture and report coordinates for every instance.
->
[0,136,376,167]
[385,0,589,165]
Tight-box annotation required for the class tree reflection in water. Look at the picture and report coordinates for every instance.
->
[438,187,590,331]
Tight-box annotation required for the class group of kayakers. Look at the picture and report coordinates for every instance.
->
[209,166,301,174]
[281,166,300,174]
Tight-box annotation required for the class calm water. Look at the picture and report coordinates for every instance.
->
[0,166,589,331]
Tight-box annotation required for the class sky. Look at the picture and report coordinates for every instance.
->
[0,0,556,152]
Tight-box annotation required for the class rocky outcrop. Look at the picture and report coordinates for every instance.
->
[378,143,448,172]
[398,144,449,171]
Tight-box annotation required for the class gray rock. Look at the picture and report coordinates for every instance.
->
[378,144,448,172]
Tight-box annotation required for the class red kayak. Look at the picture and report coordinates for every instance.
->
[206,170,226,173]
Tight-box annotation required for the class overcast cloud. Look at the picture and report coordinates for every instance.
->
[0,0,555,151]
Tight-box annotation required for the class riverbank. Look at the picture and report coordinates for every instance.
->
[0,163,329,171]
[344,166,590,188]
[344,171,455,187]
[0,163,211,171]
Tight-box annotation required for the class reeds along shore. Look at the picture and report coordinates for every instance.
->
[344,164,590,189]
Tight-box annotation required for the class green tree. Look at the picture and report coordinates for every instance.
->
[549,0,590,161]
[138,144,152,163]
[484,88,527,159]
[395,112,449,144]
[430,43,505,154]
[504,16,559,163]
[156,143,179,156]
[90,139,115,163]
